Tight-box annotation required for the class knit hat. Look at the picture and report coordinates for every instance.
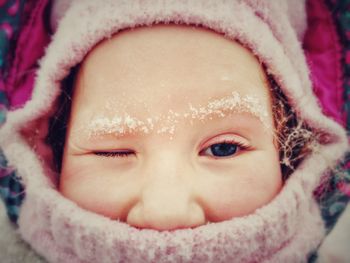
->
[0,0,348,262]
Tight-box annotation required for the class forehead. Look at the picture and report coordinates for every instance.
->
[72,24,272,119]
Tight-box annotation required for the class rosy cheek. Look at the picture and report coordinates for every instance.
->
[61,174,103,210]
[198,180,253,222]
[198,165,282,222]
[60,163,129,219]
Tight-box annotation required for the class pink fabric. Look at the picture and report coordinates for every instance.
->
[304,0,345,127]
[5,0,347,123]
[3,1,347,123]
[5,0,50,110]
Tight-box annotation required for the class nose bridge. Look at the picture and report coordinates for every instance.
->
[142,151,192,223]
[148,148,185,181]
[126,150,206,230]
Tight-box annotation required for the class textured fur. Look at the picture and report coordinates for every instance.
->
[1,204,349,262]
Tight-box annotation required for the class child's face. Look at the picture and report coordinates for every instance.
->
[60,25,282,231]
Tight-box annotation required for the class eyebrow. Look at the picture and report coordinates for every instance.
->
[190,91,269,122]
[80,115,152,139]
[75,91,270,140]
[76,111,267,144]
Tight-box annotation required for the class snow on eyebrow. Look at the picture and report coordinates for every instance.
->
[77,91,270,139]
[85,114,152,137]
[187,91,269,124]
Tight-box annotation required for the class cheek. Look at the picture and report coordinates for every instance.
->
[59,159,138,219]
[197,152,282,222]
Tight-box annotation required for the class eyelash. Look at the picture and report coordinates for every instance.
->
[94,150,135,158]
[216,139,247,148]
[93,139,249,159]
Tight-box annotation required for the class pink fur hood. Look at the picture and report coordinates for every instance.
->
[0,0,348,262]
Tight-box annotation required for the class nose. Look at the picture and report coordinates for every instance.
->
[126,155,206,231]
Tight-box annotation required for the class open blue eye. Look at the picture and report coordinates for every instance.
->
[209,143,238,157]
[199,139,246,158]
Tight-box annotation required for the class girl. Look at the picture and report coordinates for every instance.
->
[0,0,349,262]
